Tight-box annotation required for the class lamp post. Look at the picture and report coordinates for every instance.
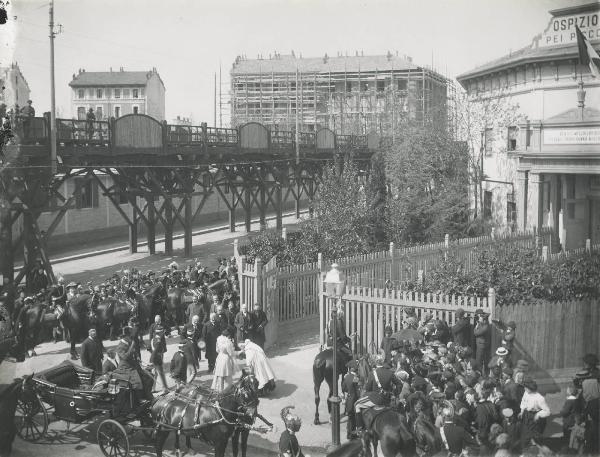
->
[324,263,345,447]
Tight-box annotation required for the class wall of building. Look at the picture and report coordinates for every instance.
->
[145,73,165,121]
[0,64,31,109]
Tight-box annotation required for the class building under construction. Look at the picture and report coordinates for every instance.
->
[229,51,453,136]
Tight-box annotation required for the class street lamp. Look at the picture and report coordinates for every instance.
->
[324,263,345,447]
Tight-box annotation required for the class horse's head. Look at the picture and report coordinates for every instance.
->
[235,372,260,416]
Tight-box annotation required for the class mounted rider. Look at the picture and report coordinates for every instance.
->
[326,308,352,359]
[125,287,137,315]
[353,353,402,435]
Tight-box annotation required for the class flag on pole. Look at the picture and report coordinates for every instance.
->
[575,25,600,78]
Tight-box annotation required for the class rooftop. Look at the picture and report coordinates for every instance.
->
[231,53,435,76]
[457,1,600,84]
[69,68,164,87]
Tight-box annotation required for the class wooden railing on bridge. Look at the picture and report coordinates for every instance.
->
[11,114,378,155]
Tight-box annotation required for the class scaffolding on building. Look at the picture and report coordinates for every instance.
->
[228,52,454,137]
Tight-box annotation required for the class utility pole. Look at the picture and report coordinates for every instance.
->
[295,68,299,165]
[214,72,217,127]
[219,63,223,128]
[49,0,58,174]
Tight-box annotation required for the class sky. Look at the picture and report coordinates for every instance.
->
[0,0,580,125]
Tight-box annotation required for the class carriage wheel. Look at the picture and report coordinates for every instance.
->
[15,394,48,442]
[97,419,130,457]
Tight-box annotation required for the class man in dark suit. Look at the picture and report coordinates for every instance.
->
[189,315,203,365]
[342,360,361,439]
[474,309,491,373]
[80,328,104,374]
[169,341,187,388]
[436,406,478,455]
[129,317,145,361]
[147,315,168,351]
[234,304,253,344]
[202,313,220,373]
[451,308,471,348]
[181,331,197,383]
[251,303,268,349]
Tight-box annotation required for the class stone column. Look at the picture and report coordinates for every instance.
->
[516,170,528,231]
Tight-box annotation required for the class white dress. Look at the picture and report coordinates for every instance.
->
[211,335,237,392]
[244,340,275,389]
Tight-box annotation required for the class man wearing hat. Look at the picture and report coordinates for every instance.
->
[182,327,198,383]
[170,340,188,388]
[436,405,478,456]
[489,346,512,370]
[353,353,402,434]
[451,308,471,348]
[473,309,491,374]
[19,99,35,138]
[342,360,360,439]
[113,326,154,401]
[150,329,168,393]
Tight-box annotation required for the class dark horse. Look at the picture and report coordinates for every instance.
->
[0,375,35,457]
[362,407,417,457]
[150,373,260,457]
[313,347,352,425]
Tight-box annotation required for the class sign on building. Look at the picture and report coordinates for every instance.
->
[543,128,600,145]
[539,10,600,47]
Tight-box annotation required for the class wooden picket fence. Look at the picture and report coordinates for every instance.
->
[231,227,552,349]
[494,299,600,370]
[318,286,495,356]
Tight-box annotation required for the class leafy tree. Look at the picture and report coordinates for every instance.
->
[384,124,470,244]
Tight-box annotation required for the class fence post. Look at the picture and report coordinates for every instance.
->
[233,238,239,258]
[282,227,287,240]
[586,239,591,253]
[488,287,496,320]
[491,227,496,240]
[255,258,263,307]
[318,253,325,348]
[389,242,395,284]
[542,245,548,262]
[444,234,449,261]
[417,269,424,286]
[239,255,246,305]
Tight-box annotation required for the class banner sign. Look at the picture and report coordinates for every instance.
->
[543,128,600,145]
[540,11,600,47]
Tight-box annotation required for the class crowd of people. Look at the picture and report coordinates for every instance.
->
[325,306,599,456]
[58,258,278,402]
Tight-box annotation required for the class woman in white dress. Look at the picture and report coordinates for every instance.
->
[211,328,237,392]
[243,339,276,394]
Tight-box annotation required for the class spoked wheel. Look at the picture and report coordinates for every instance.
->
[97,419,130,457]
[15,394,48,442]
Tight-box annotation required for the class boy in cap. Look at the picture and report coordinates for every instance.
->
[170,340,188,388]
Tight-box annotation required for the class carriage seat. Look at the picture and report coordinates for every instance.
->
[36,360,95,390]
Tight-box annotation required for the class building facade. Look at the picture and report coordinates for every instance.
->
[0,63,31,110]
[230,52,451,135]
[68,67,165,121]
[457,1,600,250]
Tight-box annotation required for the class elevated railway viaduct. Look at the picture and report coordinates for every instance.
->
[0,113,381,287]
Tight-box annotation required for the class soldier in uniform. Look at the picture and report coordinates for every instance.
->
[342,360,361,439]
[436,405,478,456]
[353,353,402,434]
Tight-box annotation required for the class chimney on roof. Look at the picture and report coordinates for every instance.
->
[355,50,359,57]
[323,53,328,64]
[387,50,392,61]
[361,50,363,57]
[291,50,295,57]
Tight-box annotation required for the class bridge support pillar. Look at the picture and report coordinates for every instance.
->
[129,195,138,254]
[229,203,236,232]
[147,198,156,255]
[259,184,267,231]
[276,184,283,232]
[184,195,192,257]
[165,201,173,255]
[0,195,14,285]
[23,211,38,292]
[244,188,252,233]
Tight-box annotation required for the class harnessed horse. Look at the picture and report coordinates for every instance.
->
[150,373,261,457]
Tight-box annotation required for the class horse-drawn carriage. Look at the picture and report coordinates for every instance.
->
[14,360,154,457]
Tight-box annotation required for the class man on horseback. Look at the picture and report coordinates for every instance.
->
[326,309,352,359]
[353,353,402,436]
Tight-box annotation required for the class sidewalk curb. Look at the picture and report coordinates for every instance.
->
[41,210,307,266]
